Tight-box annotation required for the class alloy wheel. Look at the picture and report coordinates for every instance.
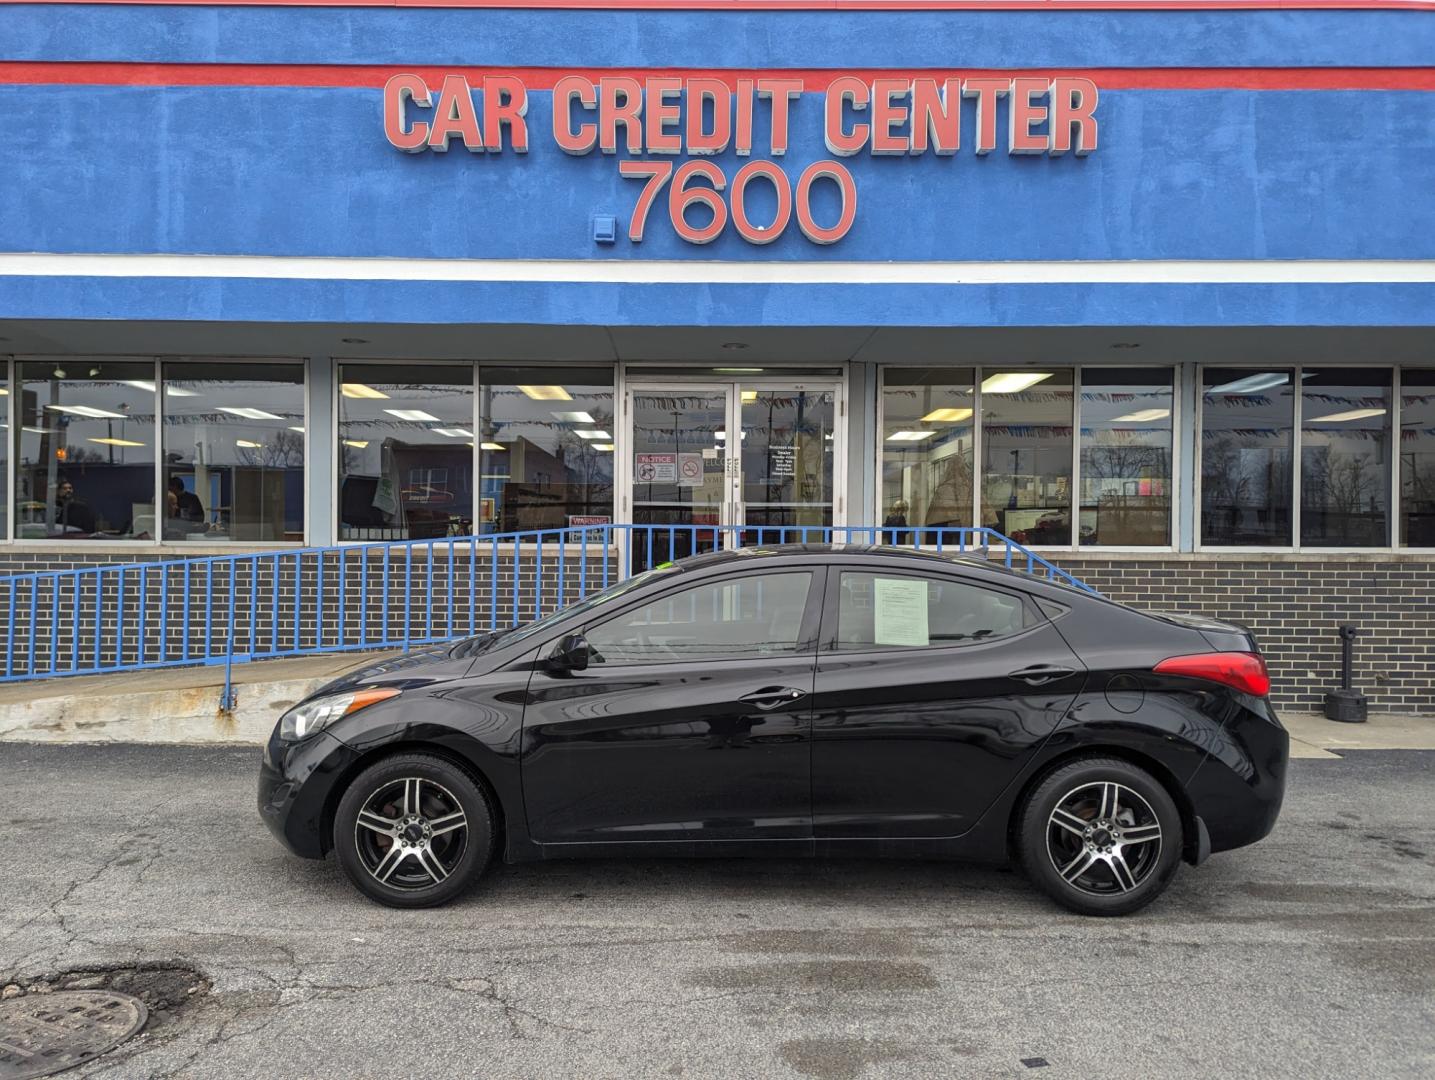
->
[1045,781,1163,895]
[353,777,469,890]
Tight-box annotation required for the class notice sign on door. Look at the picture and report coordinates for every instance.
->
[635,453,677,483]
[770,445,796,478]
[873,577,929,647]
[678,453,703,488]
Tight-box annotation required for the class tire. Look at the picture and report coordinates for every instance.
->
[1016,756,1183,917]
[334,752,496,909]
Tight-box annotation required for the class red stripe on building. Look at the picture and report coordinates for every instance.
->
[2,63,1434,90]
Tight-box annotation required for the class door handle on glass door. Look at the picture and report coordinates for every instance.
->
[1007,665,1077,686]
[739,687,808,710]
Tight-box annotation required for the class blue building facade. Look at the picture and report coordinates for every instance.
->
[0,0,1432,710]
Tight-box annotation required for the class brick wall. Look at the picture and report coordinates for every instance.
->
[1,545,1430,716]
[1064,554,1435,716]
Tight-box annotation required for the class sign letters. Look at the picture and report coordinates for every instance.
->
[383,73,1099,246]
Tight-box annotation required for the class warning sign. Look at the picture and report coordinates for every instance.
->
[678,453,703,488]
[635,453,677,483]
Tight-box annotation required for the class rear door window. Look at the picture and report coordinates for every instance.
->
[833,571,1035,650]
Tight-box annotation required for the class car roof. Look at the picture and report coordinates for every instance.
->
[665,543,1081,594]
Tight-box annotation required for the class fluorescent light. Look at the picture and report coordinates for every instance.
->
[1111,408,1172,422]
[1307,408,1387,423]
[289,426,306,433]
[575,430,612,440]
[431,427,475,438]
[46,404,126,419]
[217,406,283,420]
[887,430,937,442]
[236,439,263,449]
[552,411,595,424]
[518,385,571,401]
[384,409,440,422]
[981,372,1052,395]
[480,442,507,451]
[22,426,47,435]
[88,437,144,448]
[341,383,389,400]
[593,443,615,452]
[119,380,197,397]
[740,391,758,403]
[1208,373,1289,395]
[343,439,369,449]
[920,407,973,423]
[0,389,7,396]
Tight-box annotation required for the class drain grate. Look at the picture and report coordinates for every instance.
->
[0,991,147,1080]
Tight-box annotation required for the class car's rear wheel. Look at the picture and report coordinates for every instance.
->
[334,753,495,908]
[1017,756,1183,916]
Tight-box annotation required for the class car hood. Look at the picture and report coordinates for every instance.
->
[310,642,469,698]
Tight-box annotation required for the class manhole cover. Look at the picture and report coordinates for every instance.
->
[0,991,147,1080]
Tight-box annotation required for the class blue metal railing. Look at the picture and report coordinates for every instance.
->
[0,524,1094,702]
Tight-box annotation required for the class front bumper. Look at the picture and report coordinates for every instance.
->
[258,729,361,859]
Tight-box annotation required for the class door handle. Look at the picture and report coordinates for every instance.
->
[1008,664,1077,686]
[739,686,808,710]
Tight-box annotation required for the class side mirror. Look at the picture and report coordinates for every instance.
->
[547,633,590,673]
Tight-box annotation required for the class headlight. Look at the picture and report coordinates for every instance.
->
[279,687,400,741]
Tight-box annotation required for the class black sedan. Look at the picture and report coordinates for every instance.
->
[259,545,1288,916]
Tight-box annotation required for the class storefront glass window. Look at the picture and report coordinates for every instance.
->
[0,360,9,540]
[14,359,156,539]
[1399,369,1435,547]
[1301,368,1391,547]
[337,364,475,540]
[980,369,1073,545]
[478,367,614,534]
[880,368,975,539]
[1079,369,1173,546]
[161,361,305,542]
[1200,368,1294,546]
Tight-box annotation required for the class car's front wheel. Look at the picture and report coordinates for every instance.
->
[1017,756,1183,916]
[334,753,495,908]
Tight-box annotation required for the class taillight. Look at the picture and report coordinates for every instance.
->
[1152,651,1270,696]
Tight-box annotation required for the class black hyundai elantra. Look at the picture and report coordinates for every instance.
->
[259,545,1287,916]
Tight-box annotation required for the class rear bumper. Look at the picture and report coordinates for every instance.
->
[1187,705,1290,854]
[258,729,360,859]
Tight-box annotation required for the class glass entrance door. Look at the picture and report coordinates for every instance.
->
[623,380,843,568]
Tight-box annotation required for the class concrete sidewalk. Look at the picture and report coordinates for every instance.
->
[0,650,1429,747]
[0,651,392,743]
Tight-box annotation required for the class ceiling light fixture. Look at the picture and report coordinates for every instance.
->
[430,427,476,438]
[714,367,762,374]
[289,426,306,433]
[1307,407,1387,423]
[89,437,145,448]
[1110,408,1172,422]
[46,404,126,419]
[480,442,507,451]
[341,383,390,400]
[920,407,973,423]
[575,429,611,440]
[740,391,758,403]
[384,409,440,422]
[343,439,370,449]
[887,430,938,442]
[593,443,615,452]
[236,439,263,449]
[552,411,595,424]
[218,406,283,420]
[1207,373,1288,395]
[981,372,1052,395]
[518,385,572,401]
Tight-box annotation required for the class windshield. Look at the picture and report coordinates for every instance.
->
[466,564,683,653]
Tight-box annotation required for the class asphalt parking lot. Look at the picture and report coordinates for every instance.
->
[1,743,1432,1080]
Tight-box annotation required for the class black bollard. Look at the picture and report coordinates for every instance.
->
[1323,623,1368,723]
